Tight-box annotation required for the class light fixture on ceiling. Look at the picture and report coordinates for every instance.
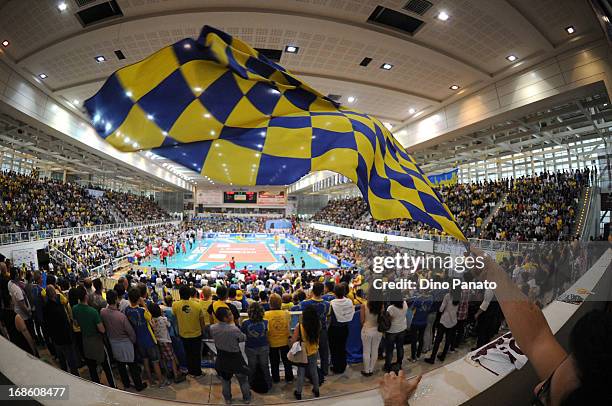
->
[506,54,518,62]
[57,2,67,12]
[285,45,299,53]
[408,108,416,114]
[383,122,393,130]
[38,73,48,79]
[449,84,460,90]
[380,63,393,70]
[347,96,356,104]
[1,40,8,47]
[565,25,576,34]
[94,55,106,63]
[73,99,79,105]
[437,11,450,21]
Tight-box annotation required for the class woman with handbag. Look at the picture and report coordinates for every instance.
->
[290,305,321,400]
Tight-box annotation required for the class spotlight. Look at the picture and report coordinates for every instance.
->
[449,84,460,90]
[380,63,393,70]
[38,73,48,79]
[94,55,106,63]
[285,45,299,53]
[57,2,67,12]
[1,40,8,47]
[565,25,576,34]
[437,11,449,21]
[506,55,518,62]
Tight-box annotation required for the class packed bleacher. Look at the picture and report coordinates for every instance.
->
[191,217,266,233]
[0,171,115,233]
[481,170,589,241]
[104,191,170,223]
[310,169,592,241]
[49,224,186,275]
[0,171,170,234]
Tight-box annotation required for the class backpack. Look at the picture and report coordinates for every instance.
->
[377,310,392,333]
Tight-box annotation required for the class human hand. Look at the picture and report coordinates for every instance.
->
[378,370,422,406]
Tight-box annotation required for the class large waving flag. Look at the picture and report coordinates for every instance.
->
[84,25,466,241]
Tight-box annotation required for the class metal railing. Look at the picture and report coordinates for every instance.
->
[303,221,536,254]
[0,219,180,246]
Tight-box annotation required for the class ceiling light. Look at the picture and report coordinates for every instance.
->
[449,84,460,90]
[38,73,47,79]
[183,43,192,49]
[73,99,79,105]
[285,45,299,53]
[1,40,8,47]
[383,122,393,130]
[506,54,518,62]
[437,11,449,21]
[380,63,393,70]
[125,90,133,97]
[94,55,106,63]
[57,2,67,12]
[408,108,416,114]
[347,96,356,104]
[565,25,576,34]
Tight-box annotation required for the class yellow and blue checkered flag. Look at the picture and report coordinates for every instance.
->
[85,25,466,241]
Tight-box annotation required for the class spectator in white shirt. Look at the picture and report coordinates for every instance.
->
[425,289,460,364]
[384,299,408,372]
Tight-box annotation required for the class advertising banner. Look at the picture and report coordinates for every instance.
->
[257,190,287,205]
[197,190,223,205]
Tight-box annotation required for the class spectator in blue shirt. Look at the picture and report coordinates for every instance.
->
[409,294,433,361]
[124,287,165,387]
[301,282,331,375]
[321,281,335,302]
[240,302,272,390]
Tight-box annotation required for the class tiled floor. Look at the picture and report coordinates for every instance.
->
[39,342,472,404]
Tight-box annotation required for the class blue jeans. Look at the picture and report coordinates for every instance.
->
[220,373,251,402]
[245,346,272,389]
[384,331,405,371]
[319,327,329,375]
[296,353,319,395]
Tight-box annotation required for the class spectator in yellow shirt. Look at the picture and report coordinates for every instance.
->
[199,286,213,326]
[172,285,205,376]
[265,293,293,383]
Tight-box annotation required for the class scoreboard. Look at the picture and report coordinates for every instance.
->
[223,191,257,204]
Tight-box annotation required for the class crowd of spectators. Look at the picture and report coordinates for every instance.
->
[311,197,368,228]
[104,191,169,223]
[0,235,600,401]
[190,217,266,233]
[49,224,186,275]
[481,170,590,241]
[0,171,114,234]
[0,171,170,234]
[309,169,592,242]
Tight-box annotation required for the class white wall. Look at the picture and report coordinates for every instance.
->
[0,58,191,191]
[397,40,612,150]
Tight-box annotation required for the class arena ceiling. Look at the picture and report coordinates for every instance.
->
[0,0,605,192]
[0,0,602,129]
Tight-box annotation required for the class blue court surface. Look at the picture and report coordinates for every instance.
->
[139,236,335,271]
